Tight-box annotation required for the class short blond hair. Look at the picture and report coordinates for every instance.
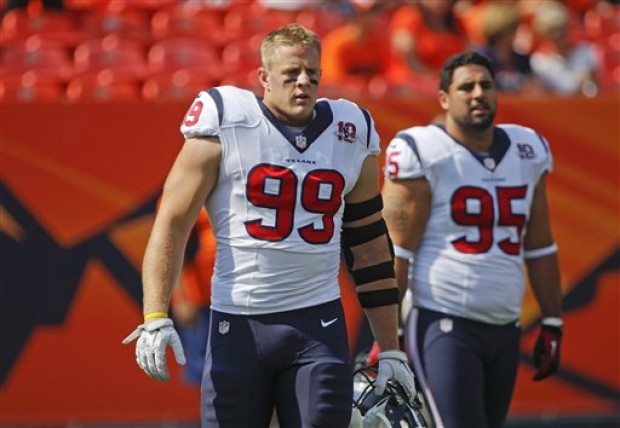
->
[261,23,321,69]
[533,1,569,37]
[483,3,519,43]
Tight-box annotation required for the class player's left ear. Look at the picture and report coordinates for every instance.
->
[258,67,270,91]
[438,90,449,111]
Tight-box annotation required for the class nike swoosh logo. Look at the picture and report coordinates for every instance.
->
[321,318,338,328]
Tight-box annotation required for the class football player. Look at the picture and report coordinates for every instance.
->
[381,51,563,428]
[124,23,415,428]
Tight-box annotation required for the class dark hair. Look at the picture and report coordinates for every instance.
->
[439,51,495,91]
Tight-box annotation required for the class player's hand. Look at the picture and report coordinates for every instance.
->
[375,350,416,402]
[122,318,186,382]
[532,318,563,381]
[367,330,405,367]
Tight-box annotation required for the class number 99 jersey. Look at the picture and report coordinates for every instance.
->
[384,124,552,324]
[180,86,380,315]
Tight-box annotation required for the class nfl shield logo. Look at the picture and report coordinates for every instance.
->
[483,157,496,171]
[295,134,307,149]
[218,320,230,335]
[439,318,453,333]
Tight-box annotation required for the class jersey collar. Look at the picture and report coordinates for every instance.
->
[257,97,333,153]
[436,125,511,172]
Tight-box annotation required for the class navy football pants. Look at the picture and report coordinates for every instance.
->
[406,307,521,428]
[201,300,352,428]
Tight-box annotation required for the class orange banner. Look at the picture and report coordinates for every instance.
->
[1,95,618,425]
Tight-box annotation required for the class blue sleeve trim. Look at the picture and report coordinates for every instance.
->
[535,132,550,155]
[361,108,372,149]
[207,88,224,127]
[395,132,422,167]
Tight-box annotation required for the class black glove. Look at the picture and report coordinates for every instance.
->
[532,318,563,381]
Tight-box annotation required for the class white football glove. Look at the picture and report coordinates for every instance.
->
[122,318,186,382]
[374,350,416,402]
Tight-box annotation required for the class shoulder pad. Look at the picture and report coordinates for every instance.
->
[499,124,553,173]
[180,86,260,139]
[323,98,381,155]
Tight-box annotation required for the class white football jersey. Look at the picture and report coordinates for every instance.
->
[385,124,552,324]
[180,86,380,315]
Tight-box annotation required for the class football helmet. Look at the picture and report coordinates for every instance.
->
[350,365,430,428]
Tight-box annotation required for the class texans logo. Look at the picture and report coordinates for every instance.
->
[0,183,152,385]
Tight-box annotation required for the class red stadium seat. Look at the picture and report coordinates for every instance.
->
[65,0,179,16]
[583,6,620,41]
[220,33,263,75]
[142,70,217,102]
[1,70,65,102]
[104,0,178,12]
[0,9,30,43]
[0,9,84,46]
[73,35,148,80]
[596,33,620,91]
[295,8,346,37]
[79,8,152,44]
[222,4,297,42]
[65,69,142,102]
[64,0,111,11]
[1,36,75,82]
[150,6,227,47]
[219,69,262,96]
[147,37,223,80]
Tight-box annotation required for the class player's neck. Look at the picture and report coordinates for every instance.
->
[262,98,315,127]
[446,122,494,153]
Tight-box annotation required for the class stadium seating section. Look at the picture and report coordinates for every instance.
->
[1,0,618,102]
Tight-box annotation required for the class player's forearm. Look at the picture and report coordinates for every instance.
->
[142,221,189,315]
[364,303,400,351]
[526,252,562,318]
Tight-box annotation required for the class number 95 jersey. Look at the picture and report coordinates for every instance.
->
[385,124,552,324]
[180,86,380,315]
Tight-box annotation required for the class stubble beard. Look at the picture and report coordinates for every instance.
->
[458,109,496,133]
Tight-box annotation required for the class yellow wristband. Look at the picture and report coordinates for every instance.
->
[144,312,168,321]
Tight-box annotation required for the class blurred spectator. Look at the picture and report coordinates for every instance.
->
[455,0,491,47]
[478,1,544,94]
[321,0,390,86]
[186,0,232,8]
[386,0,468,92]
[517,0,601,25]
[530,0,600,96]
[258,0,318,11]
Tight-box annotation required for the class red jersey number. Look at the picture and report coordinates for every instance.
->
[245,164,345,244]
[385,150,400,178]
[451,185,527,255]
[183,100,203,127]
